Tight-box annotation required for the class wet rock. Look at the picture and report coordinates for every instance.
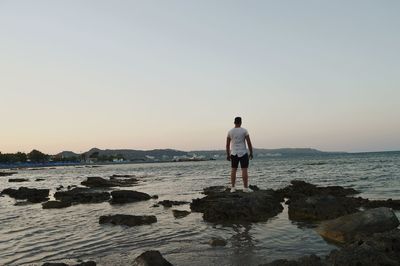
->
[132,250,173,266]
[110,190,151,204]
[158,200,189,208]
[209,237,227,246]
[203,186,228,195]
[1,187,49,203]
[36,178,45,181]
[8,178,29,182]
[56,185,64,191]
[261,254,323,266]
[363,198,400,210]
[191,188,283,223]
[99,214,157,227]
[276,180,359,201]
[0,171,17,177]
[249,185,260,191]
[54,187,110,204]
[151,195,159,199]
[172,210,190,218]
[42,261,96,266]
[316,207,399,243]
[42,200,72,209]
[110,174,136,178]
[81,176,138,188]
[288,195,360,221]
[325,229,400,265]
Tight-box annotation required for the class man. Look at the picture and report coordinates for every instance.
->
[226,117,253,193]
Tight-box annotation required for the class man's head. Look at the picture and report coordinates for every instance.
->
[234,117,242,126]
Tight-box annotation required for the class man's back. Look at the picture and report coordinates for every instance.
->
[228,127,249,157]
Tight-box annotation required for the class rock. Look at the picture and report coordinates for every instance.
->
[261,254,323,266]
[42,201,72,209]
[0,171,17,177]
[276,180,359,200]
[363,198,400,210]
[42,263,68,266]
[110,174,136,178]
[8,178,29,182]
[203,186,228,195]
[1,187,49,203]
[81,176,138,188]
[158,200,189,208]
[316,207,400,243]
[99,214,157,227]
[325,229,400,266]
[42,261,96,266]
[288,195,360,221]
[151,195,159,199]
[249,185,260,191]
[152,204,160,208]
[132,250,172,266]
[209,237,227,246]
[261,229,400,266]
[110,190,151,204]
[36,178,45,181]
[191,188,283,223]
[56,185,64,191]
[172,210,190,218]
[54,188,110,204]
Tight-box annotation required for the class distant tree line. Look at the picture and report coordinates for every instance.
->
[0,150,50,163]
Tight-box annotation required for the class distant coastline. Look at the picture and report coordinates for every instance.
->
[1,148,399,170]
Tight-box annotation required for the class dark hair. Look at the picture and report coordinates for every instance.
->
[234,117,242,124]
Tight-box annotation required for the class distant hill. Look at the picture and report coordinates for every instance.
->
[56,147,345,162]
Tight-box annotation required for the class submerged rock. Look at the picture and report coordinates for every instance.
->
[8,178,29,182]
[0,172,17,177]
[35,178,45,181]
[54,188,110,204]
[261,254,323,266]
[132,250,173,266]
[110,190,151,204]
[1,187,49,203]
[316,207,399,243]
[42,261,96,266]
[81,176,138,188]
[191,188,283,223]
[209,237,227,246]
[172,210,190,218]
[110,174,136,178]
[99,214,157,227]
[42,200,72,209]
[158,200,189,208]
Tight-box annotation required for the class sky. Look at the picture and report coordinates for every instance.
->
[1,0,399,154]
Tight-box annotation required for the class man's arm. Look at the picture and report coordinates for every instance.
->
[245,135,253,159]
[226,137,231,161]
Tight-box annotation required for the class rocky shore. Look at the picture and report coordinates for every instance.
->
[1,177,399,265]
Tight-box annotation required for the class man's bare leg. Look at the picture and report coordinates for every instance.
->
[231,168,237,188]
[242,168,248,188]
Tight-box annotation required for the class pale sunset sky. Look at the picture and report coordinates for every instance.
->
[1,1,399,154]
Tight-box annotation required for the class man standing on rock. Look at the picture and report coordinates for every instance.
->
[226,117,253,192]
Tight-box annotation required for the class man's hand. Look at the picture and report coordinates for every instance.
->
[249,154,253,160]
[227,155,231,161]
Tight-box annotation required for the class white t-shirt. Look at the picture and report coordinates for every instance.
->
[227,127,249,157]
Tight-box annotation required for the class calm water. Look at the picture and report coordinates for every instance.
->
[1,152,399,266]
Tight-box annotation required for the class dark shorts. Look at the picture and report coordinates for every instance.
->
[231,153,249,169]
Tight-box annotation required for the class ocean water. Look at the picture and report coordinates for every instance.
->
[0,152,399,266]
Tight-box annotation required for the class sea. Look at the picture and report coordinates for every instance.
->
[0,152,399,266]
